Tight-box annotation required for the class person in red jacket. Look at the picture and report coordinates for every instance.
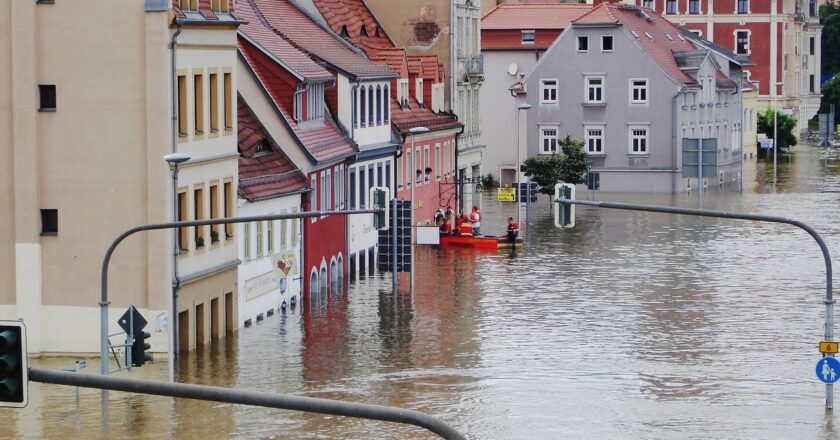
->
[458,214,474,237]
[506,217,519,243]
[439,217,452,235]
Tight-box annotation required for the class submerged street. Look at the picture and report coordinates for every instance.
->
[4,142,840,439]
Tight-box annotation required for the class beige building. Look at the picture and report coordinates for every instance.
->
[0,0,240,355]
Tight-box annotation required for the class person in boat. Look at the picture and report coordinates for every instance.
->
[445,206,454,225]
[459,214,474,237]
[439,216,452,235]
[469,206,481,236]
[506,217,519,243]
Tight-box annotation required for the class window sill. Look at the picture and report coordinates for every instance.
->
[582,102,607,107]
[586,153,606,157]
[627,153,650,158]
[38,108,56,113]
[37,0,55,4]
[40,231,58,237]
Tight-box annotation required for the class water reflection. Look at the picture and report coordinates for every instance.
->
[4,143,840,439]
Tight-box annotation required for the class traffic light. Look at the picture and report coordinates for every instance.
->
[554,183,575,228]
[0,320,28,408]
[369,187,390,230]
[131,331,152,367]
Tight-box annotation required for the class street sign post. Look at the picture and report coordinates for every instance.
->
[818,357,840,384]
[497,187,516,202]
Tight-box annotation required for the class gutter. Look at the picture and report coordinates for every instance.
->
[451,113,465,213]
[672,85,687,193]
[169,21,183,357]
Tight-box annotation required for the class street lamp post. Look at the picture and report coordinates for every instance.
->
[408,127,429,292]
[515,103,531,230]
[773,81,784,184]
[163,152,190,383]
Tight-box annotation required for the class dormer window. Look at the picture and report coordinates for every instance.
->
[210,0,229,13]
[397,79,409,108]
[415,78,424,105]
[255,140,271,156]
[340,25,349,37]
[294,82,325,125]
[180,0,198,11]
[360,26,368,37]
[521,30,535,45]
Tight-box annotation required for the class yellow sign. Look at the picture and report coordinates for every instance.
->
[821,342,839,354]
[498,187,516,202]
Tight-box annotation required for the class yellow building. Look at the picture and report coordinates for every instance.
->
[0,0,240,355]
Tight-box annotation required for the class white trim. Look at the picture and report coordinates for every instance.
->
[629,78,649,105]
[600,35,614,53]
[584,75,605,104]
[539,126,559,154]
[584,124,605,155]
[734,29,751,55]
[521,30,535,45]
[576,35,589,53]
[540,78,558,104]
[628,124,650,155]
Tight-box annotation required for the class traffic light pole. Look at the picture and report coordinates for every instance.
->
[28,367,466,440]
[555,197,835,410]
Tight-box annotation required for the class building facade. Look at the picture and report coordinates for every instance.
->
[520,3,746,192]
[0,0,241,354]
[625,0,822,131]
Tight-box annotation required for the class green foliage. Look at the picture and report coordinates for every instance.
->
[480,173,497,188]
[757,108,798,149]
[521,134,588,195]
[819,74,840,124]
[821,1,840,76]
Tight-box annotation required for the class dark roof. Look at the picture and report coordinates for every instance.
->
[673,49,709,71]
[238,97,308,201]
[239,36,357,164]
[679,27,754,67]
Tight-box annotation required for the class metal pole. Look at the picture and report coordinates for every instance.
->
[699,137,703,201]
[391,198,397,290]
[30,368,466,440]
[555,197,835,409]
[410,134,415,293]
[774,85,778,184]
[169,165,178,382]
[516,107,521,228]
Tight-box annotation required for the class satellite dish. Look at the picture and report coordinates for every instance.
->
[507,63,518,76]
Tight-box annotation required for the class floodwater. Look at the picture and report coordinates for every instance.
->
[4,143,840,439]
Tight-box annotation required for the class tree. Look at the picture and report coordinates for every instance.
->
[819,74,840,124]
[757,108,798,149]
[821,1,840,76]
[521,134,588,195]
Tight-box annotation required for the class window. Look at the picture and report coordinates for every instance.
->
[540,127,558,154]
[631,79,648,104]
[352,90,358,128]
[376,86,382,124]
[369,164,375,193]
[629,126,649,154]
[349,168,357,209]
[540,79,558,104]
[385,161,391,188]
[178,76,187,135]
[585,76,604,103]
[643,0,654,10]
[415,78,424,104]
[194,187,204,247]
[735,31,749,55]
[223,181,233,238]
[666,0,676,14]
[359,167,366,208]
[414,149,422,183]
[601,35,613,52]
[435,144,441,180]
[210,184,219,242]
[224,72,233,130]
[310,175,317,222]
[40,209,57,236]
[423,147,430,182]
[305,83,325,122]
[256,221,264,256]
[194,73,204,135]
[397,79,409,107]
[737,0,748,14]
[211,0,229,12]
[405,149,411,187]
[280,210,288,249]
[383,85,390,122]
[577,36,589,52]
[209,73,218,132]
[810,75,816,93]
[180,0,197,11]
[360,86,367,127]
[521,30,535,45]
[178,191,188,250]
[585,126,604,154]
[267,220,274,253]
[368,86,375,125]
[38,85,56,111]
[291,207,299,247]
[689,0,700,14]
[243,223,251,260]
[810,37,816,56]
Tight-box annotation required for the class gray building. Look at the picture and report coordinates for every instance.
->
[516,3,749,193]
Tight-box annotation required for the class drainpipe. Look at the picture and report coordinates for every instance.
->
[672,85,687,194]
[451,113,465,213]
[738,75,744,192]
[169,21,183,374]
[293,83,306,123]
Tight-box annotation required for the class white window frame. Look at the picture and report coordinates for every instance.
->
[435,144,442,181]
[539,126,559,154]
[576,36,589,53]
[584,125,605,155]
[521,30,535,45]
[584,75,605,104]
[736,0,750,14]
[628,125,650,155]
[601,35,614,52]
[416,78,424,104]
[540,79,558,104]
[423,145,431,183]
[310,174,317,223]
[687,0,701,14]
[642,0,655,11]
[734,30,751,55]
[397,79,409,107]
[630,78,648,105]
[665,0,677,14]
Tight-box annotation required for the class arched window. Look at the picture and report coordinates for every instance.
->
[376,86,382,125]
[337,254,344,284]
[309,270,318,298]
[368,87,375,128]
[330,259,338,295]
[359,86,367,127]
[320,266,328,298]
[352,88,357,128]
[383,85,390,123]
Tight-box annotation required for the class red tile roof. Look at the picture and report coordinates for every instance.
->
[238,97,308,201]
[481,3,592,30]
[239,36,357,164]
[312,0,393,50]
[248,0,395,80]
[237,0,333,81]
[573,3,697,85]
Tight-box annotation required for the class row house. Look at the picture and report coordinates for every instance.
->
[518,3,748,192]
[236,0,356,300]
[303,0,464,223]
[0,0,241,354]
[480,2,593,185]
[337,0,484,211]
[624,0,822,132]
